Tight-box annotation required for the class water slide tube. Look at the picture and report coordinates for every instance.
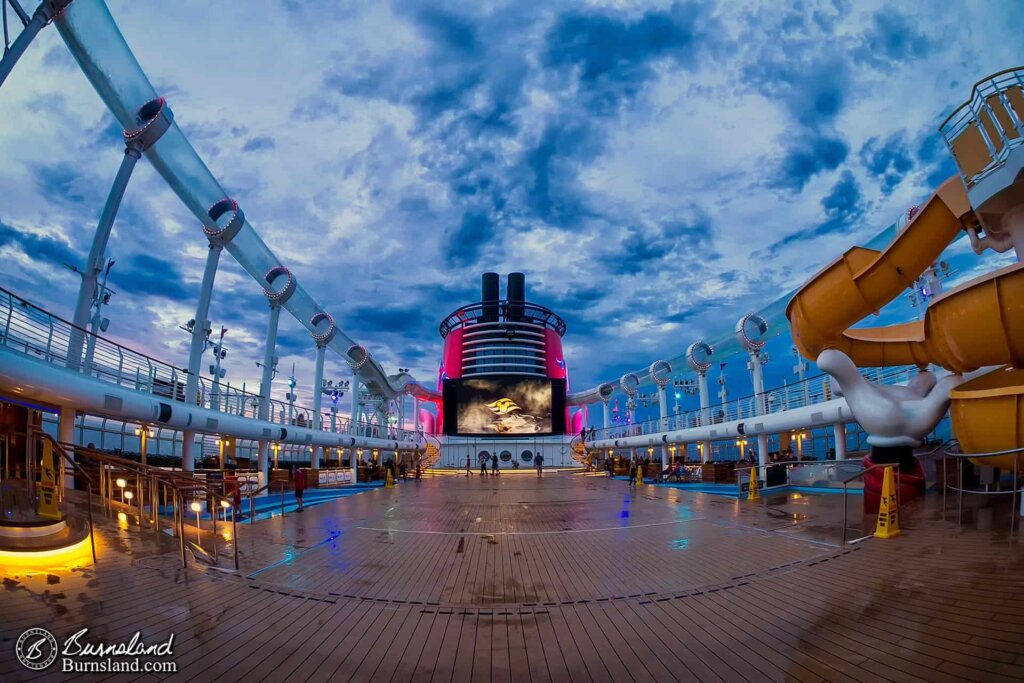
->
[52,0,424,400]
[787,175,1024,469]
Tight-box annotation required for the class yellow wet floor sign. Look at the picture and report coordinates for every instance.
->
[38,440,61,520]
[874,466,901,539]
[385,469,395,488]
[748,469,760,501]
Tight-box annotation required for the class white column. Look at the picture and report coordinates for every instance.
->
[256,303,281,484]
[68,147,142,370]
[657,385,668,431]
[697,372,711,458]
[311,343,327,470]
[757,433,769,468]
[182,242,223,471]
[749,351,765,415]
[657,385,669,467]
[833,422,847,460]
[351,371,361,433]
[413,396,420,433]
[602,401,610,429]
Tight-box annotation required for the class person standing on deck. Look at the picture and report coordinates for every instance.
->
[628,459,638,487]
[491,453,499,476]
[535,453,544,477]
[480,453,488,476]
[294,467,307,511]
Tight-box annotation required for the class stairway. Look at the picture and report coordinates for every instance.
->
[423,442,441,469]
[569,437,588,466]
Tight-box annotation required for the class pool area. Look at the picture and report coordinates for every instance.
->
[191,482,385,522]
[610,475,865,498]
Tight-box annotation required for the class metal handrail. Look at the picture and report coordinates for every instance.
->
[245,479,291,523]
[32,431,98,564]
[733,459,859,489]
[439,299,567,338]
[941,442,1022,533]
[65,442,240,570]
[594,365,917,441]
[0,287,421,442]
[939,67,1024,187]
[939,65,1024,131]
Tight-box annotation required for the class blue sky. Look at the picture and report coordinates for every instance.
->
[0,0,1021,418]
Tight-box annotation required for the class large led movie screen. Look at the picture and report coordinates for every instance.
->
[449,378,558,436]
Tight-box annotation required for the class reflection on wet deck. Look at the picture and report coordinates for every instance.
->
[2,473,1022,681]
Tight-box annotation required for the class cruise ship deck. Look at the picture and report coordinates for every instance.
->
[3,472,1022,682]
[3,1,1024,681]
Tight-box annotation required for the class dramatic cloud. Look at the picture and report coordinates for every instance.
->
[0,0,1019,421]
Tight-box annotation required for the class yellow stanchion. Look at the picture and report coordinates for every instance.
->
[635,470,643,487]
[874,466,901,539]
[747,469,760,502]
[385,470,394,489]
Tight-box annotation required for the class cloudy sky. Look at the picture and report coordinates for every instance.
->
[0,0,1020,420]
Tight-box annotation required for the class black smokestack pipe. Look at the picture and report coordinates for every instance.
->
[507,272,525,321]
[482,272,499,322]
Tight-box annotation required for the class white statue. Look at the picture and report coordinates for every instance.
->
[816,349,965,447]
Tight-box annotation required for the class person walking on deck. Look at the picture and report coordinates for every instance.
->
[491,453,499,475]
[535,453,544,477]
[294,467,307,511]
[628,459,638,487]
[465,453,472,476]
[479,453,488,476]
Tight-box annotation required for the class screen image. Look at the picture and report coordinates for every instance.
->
[453,378,554,435]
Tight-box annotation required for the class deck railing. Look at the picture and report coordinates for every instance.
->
[0,287,420,442]
[592,364,917,441]
[940,66,1024,187]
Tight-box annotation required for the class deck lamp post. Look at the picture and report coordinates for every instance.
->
[220,499,231,523]
[116,477,126,504]
[272,443,281,469]
[286,373,297,427]
[217,438,226,469]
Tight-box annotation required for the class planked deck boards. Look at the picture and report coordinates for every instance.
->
[1,473,1023,682]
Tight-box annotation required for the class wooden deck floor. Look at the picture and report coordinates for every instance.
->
[2,472,1023,682]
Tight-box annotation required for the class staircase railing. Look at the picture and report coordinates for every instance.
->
[30,430,98,564]
[53,441,240,570]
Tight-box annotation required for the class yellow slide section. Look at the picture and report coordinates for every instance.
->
[787,175,1024,466]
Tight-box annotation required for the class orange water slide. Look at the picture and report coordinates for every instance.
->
[787,175,1024,463]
